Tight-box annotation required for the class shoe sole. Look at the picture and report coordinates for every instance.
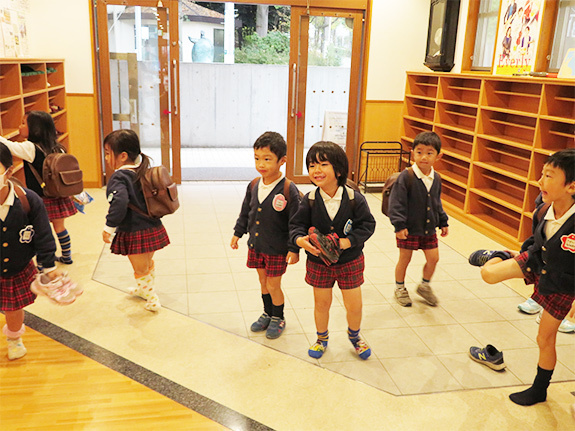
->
[416,288,438,306]
[468,351,506,371]
[395,296,412,307]
[517,306,542,315]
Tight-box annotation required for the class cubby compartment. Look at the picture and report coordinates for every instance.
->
[540,83,575,120]
[468,192,521,239]
[0,98,23,137]
[475,137,531,179]
[48,87,66,114]
[436,101,477,133]
[524,182,541,215]
[0,64,21,99]
[435,126,473,160]
[519,214,534,244]
[441,178,466,210]
[46,62,65,87]
[404,95,435,122]
[20,63,47,94]
[402,117,433,140]
[482,80,541,114]
[405,74,438,99]
[23,92,49,114]
[470,165,525,212]
[529,151,551,182]
[535,118,574,151]
[479,108,536,146]
[434,154,469,187]
[438,76,481,105]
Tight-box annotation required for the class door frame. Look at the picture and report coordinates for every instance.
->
[95,0,181,183]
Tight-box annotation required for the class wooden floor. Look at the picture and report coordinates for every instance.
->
[0,314,227,431]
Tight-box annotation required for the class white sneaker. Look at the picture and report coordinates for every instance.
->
[7,338,27,360]
[535,311,575,333]
[517,298,543,315]
[31,273,77,305]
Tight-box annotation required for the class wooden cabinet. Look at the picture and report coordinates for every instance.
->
[400,72,575,249]
[0,59,68,147]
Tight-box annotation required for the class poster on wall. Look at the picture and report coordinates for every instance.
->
[494,0,544,75]
[0,7,28,57]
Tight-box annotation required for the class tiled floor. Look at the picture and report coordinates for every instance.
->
[93,182,575,396]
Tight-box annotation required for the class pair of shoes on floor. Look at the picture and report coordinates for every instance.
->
[31,272,82,305]
[307,337,372,360]
[534,310,575,333]
[7,338,27,360]
[468,249,512,267]
[308,227,341,266]
[469,344,506,371]
[250,313,285,339]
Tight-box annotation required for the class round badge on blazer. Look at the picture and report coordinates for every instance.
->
[19,225,35,243]
[107,191,116,203]
[272,194,287,212]
[344,219,353,235]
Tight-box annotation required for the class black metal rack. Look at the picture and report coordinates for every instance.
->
[357,141,411,191]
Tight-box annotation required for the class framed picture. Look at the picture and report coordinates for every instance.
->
[424,0,461,72]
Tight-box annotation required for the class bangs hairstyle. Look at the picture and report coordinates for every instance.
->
[0,142,13,170]
[306,141,348,187]
[413,131,441,153]
[103,129,150,183]
[253,131,287,160]
[546,148,575,185]
[26,110,63,154]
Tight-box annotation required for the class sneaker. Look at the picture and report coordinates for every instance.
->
[416,284,438,306]
[7,338,27,360]
[394,285,412,307]
[308,227,341,266]
[468,249,512,267]
[31,273,77,305]
[352,337,371,360]
[468,344,506,371]
[517,298,543,315]
[266,317,286,339]
[308,340,327,359]
[536,311,575,333]
[250,313,271,332]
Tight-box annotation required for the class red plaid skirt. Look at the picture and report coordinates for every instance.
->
[0,261,37,311]
[43,196,77,221]
[111,225,170,255]
[305,254,364,290]
[397,233,438,250]
[515,251,575,320]
[247,249,287,277]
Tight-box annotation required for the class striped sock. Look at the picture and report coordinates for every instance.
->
[56,230,73,264]
[348,327,360,346]
[317,330,329,347]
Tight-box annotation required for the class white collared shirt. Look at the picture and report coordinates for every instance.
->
[544,202,575,239]
[319,186,343,220]
[411,163,435,192]
[0,137,36,163]
[0,180,16,222]
[258,174,284,203]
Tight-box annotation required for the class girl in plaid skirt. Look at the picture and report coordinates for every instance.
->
[102,130,169,312]
[0,111,77,265]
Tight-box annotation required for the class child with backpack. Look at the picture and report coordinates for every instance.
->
[102,129,170,312]
[290,141,376,360]
[231,132,301,339]
[0,142,78,360]
[388,131,449,307]
[0,111,78,265]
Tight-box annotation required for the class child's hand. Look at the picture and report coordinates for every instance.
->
[286,251,299,265]
[339,238,351,250]
[46,269,64,280]
[395,229,408,240]
[440,226,449,237]
[230,235,240,250]
[296,235,320,256]
[507,250,520,258]
[102,231,112,243]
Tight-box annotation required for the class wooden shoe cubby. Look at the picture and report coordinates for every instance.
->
[400,72,575,249]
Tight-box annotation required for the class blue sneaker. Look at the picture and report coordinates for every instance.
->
[250,313,271,332]
[265,317,285,339]
[517,298,543,315]
[469,344,506,370]
[468,250,512,267]
[352,337,371,360]
[308,341,327,359]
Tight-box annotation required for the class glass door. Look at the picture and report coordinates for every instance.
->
[287,8,364,183]
[96,0,181,182]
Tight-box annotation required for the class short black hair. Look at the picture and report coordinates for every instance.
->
[413,131,441,153]
[546,149,575,186]
[253,132,287,160]
[306,141,348,187]
[0,142,13,170]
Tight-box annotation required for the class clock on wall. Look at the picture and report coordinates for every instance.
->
[424,0,461,72]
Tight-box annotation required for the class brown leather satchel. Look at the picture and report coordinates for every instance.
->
[129,166,179,219]
[29,148,83,198]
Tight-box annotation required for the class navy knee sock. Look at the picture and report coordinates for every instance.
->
[56,230,73,264]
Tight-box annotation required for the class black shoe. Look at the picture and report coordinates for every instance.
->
[468,250,512,267]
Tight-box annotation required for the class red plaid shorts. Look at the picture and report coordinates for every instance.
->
[397,233,438,250]
[43,196,77,221]
[0,260,37,311]
[247,249,287,277]
[305,254,364,290]
[515,251,575,320]
[111,225,170,255]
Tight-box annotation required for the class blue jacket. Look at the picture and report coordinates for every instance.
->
[290,187,376,265]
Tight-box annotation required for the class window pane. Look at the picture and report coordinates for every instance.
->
[549,1,575,71]
[472,0,499,69]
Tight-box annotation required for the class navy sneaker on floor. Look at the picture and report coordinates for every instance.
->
[250,313,271,332]
[265,317,285,339]
[468,344,506,370]
[468,250,512,267]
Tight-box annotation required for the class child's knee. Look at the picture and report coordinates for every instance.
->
[480,265,499,284]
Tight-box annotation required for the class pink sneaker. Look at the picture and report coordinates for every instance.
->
[31,273,78,305]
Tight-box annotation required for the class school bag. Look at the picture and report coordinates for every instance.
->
[28,148,83,198]
[250,177,303,202]
[381,167,414,217]
[129,165,179,219]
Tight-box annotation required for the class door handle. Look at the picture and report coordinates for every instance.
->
[172,59,179,116]
[290,63,296,118]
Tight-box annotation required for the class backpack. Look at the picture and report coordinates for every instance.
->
[250,177,303,203]
[10,180,30,214]
[381,167,414,217]
[129,165,179,219]
[29,148,83,198]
